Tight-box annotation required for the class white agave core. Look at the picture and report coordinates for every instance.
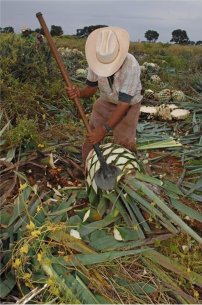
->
[86,143,140,193]
[171,109,190,119]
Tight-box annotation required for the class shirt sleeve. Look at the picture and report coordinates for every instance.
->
[118,55,141,102]
[118,92,134,103]
[86,67,98,87]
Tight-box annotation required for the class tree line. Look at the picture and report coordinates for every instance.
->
[1,25,201,45]
[0,25,63,37]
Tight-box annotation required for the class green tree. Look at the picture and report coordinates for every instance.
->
[196,41,202,45]
[35,28,41,33]
[50,25,63,36]
[1,26,14,33]
[76,25,108,37]
[170,29,189,44]
[144,30,159,42]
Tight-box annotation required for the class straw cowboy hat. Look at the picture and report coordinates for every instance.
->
[85,27,130,77]
[21,27,29,32]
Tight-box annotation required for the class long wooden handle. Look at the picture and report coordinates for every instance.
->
[36,12,91,132]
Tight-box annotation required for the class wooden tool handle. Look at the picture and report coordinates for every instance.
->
[36,12,91,132]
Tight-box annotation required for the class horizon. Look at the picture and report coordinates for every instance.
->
[1,0,202,43]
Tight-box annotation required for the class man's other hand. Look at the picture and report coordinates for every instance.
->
[87,126,107,145]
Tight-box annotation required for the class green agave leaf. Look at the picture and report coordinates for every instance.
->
[130,180,202,244]
[135,172,163,186]
[88,187,98,204]
[170,198,202,222]
[40,258,80,304]
[79,213,120,237]
[105,192,133,226]
[95,294,113,304]
[14,197,42,232]
[75,274,101,304]
[123,183,178,234]
[137,139,182,150]
[5,147,16,162]
[192,111,200,133]
[125,195,152,233]
[0,120,10,137]
[117,189,146,239]
[142,257,195,304]
[181,187,202,202]
[166,191,180,199]
[53,263,101,304]
[14,170,29,183]
[97,196,108,217]
[0,272,16,298]
[68,214,83,227]
[143,249,202,287]
[115,277,156,296]
[8,186,32,226]
[49,229,95,254]
[0,139,6,146]
[0,111,3,122]
[34,208,46,225]
[162,180,184,195]
[59,248,150,266]
[116,227,144,241]
[0,212,10,226]
[185,176,202,196]
[48,193,77,216]
[89,234,124,251]
[89,231,172,251]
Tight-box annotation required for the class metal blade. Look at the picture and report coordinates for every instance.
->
[94,165,121,191]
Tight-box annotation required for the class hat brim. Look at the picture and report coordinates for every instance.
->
[85,27,130,77]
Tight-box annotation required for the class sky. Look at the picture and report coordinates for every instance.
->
[1,0,202,42]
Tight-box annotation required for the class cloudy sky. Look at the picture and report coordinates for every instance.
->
[1,0,202,42]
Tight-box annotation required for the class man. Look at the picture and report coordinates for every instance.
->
[36,34,46,44]
[67,27,142,164]
[21,27,34,42]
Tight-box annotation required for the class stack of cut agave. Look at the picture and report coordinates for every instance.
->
[141,103,190,120]
[86,143,202,244]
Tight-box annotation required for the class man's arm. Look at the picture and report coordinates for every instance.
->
[66,85,97,99]
[87,101,130,145]
[106,102,130,129]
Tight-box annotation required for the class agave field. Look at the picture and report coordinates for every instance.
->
[0,33,202,304]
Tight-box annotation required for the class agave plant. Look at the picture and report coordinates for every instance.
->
[150,74,161,83]
[171,90,185,102]
[85,143,202,244]
[192,73,202,93]
[157,89,171,102]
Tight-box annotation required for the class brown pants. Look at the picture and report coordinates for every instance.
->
[82,97,141,162]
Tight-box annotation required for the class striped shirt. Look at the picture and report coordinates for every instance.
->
[86,53,143,105]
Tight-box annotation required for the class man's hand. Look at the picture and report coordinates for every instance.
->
[66,85,98,99]
[66,86,80,100]
[87,126,107,145]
